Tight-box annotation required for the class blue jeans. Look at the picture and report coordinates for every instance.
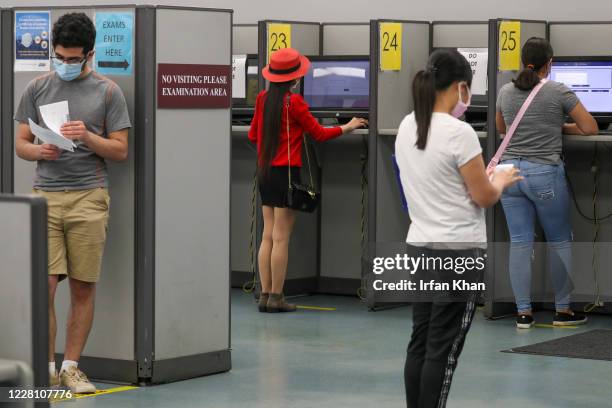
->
[500,159,573,314]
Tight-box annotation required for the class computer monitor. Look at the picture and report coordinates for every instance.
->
[302,56,370,118]
[550,57,612,123]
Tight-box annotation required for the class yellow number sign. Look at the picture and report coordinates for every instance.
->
[268,23,291,62]
[499,21,521,71]
[380,22,402,71]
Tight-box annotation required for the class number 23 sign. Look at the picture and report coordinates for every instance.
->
[499,21,521,71]
[268,23,291,62]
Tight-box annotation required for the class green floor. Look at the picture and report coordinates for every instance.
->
[65,290,612,407]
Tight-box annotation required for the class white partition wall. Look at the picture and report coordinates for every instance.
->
[151,6,232,381]
[0,195,48,398]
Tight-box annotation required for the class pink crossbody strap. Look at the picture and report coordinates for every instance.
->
[487,79,548,170]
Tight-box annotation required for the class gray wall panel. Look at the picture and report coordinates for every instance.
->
[322,24,369,55]
[12,7,136,361]
[0,203,32,364]
[319,136,367,280]
[376,22,430,242]
[287,23,320,56]
[377,22,430,131]
[155,8,231,359]
[550,23,612,56]
[2,0,612,23]
[432,22,488,48]
[230,139,256,274]
[233,24,258,55]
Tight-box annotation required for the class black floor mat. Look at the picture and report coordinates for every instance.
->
[502,329,612,361]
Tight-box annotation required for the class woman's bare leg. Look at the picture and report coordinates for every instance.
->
[258,205,275,294]
[270,207,296,294]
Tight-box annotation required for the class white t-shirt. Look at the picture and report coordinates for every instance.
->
[395,112,486,247]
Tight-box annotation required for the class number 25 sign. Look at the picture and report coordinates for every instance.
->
[499,21,521,71]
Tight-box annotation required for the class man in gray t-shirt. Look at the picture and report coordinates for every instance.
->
[14,13,130,394]
[496,80,579,164]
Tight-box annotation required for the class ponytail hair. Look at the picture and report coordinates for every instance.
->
[412,49,472,150]
[513,37,553,91]
[260,80,293,179]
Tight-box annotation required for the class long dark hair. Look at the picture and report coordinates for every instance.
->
[259,80,294,178]
[513,37,553,91]
[412,49,472,150]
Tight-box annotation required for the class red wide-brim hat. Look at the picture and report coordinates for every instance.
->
[262,48,311,83]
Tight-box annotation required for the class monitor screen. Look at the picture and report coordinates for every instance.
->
[246,57,259,107]
[302,58,369,111]
[550,59,612,114]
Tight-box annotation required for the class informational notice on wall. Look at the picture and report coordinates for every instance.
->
[458,48,488,96]
[94,11,134,75]
[15,11,51,72]
[157,63,232,109]
[232,55,247,99]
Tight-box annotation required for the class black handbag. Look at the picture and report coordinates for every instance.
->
[284,95,320,213]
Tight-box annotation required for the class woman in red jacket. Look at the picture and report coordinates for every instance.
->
[249,48,367,312]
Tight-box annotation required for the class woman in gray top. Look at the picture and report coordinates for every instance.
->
[496,37,598,329]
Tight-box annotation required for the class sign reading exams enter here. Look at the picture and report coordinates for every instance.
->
[157,64,232,109]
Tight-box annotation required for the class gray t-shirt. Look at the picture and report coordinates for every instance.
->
[15,71,131,191]
[496,80,579,164]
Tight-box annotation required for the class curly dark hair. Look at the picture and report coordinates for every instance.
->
[52,13,96,55]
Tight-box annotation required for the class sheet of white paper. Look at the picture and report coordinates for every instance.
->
[39,100,70,136]
[28,118,75,152]
[232,54,247,99]
[458,48,488,96]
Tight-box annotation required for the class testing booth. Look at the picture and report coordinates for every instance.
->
[484,19,612,318]
[1,5,232,384]
[0,195,48,407]
[231,20,372,297]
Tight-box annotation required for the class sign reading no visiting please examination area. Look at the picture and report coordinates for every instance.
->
[157,63,232,109]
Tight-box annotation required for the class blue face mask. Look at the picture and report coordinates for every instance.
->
[52,59,85,81]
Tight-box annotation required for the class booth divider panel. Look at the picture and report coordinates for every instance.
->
[230,139,256,277]
[154,8,231,360]
[0,196,48,389]
[322,24,369,55]
[432,23,488,48]
[549,24,612,56]
[0,203,33,367]
[233,24,258,55]
[375,22,430,242]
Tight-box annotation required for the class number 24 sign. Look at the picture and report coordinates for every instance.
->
[380,22,402,71]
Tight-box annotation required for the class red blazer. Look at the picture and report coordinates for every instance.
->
[248,91,342,167]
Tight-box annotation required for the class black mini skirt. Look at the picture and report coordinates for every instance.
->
[259,166,301,208]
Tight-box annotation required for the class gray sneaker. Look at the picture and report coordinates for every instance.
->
[60,366,96,394]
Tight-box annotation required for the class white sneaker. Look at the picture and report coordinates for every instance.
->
[60,366,97,394]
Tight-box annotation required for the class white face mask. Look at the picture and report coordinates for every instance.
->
[292,79,300,89]
[451,81,472,118]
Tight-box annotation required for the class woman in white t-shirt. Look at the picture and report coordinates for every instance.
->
[395,49,521,408]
